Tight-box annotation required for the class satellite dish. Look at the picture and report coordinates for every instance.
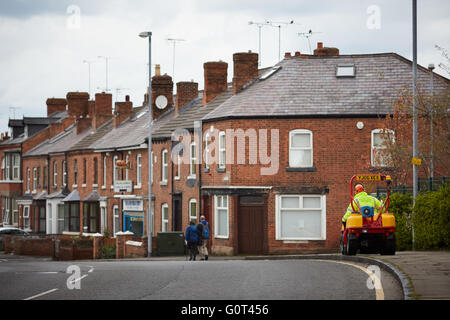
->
[155,95,168,110]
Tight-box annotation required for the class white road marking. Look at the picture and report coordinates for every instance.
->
[23,288,59,300]
[69,274,88,284]
[0,259,7,262]
[88,266,94,273]
[315,260,385,300]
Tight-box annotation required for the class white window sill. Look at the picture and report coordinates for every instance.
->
[92,184,98,188]
[0,180,23,184]
[82,184,87,188]
[110,186,114,189]
[32,190,37,194]
[187,175,197,180]
[160,181,168,186]
[63,231,81,236]
[215,236,229,240]
[276,238,326,242]
[101,186,106,190]
[134,185,142,189]
[72,184,78,188]
[174,177,180,181]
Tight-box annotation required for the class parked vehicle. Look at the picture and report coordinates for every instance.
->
[340,174,396,256]
[0,227,30,251]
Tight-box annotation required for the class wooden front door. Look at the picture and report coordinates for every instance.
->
[238,196,265,255]
[173,196,182,232]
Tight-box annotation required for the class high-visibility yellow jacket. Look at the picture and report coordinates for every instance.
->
[342,192,383,223]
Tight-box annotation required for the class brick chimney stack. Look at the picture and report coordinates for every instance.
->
[151,72,173,120]
[232,51,258,95]
[203,61,228,106]
[176,81,198,115]
[46,98,67,116]
[313,42,339,56]
[67,92,90,118]
[114,96,133,128]
[92,93,113,130]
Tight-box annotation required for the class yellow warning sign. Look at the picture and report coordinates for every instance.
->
[412,157,422,166]
[356,175,381,182]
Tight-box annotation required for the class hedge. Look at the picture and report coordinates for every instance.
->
[413,185,450,250]
[389,193,413,251]
[388,184,450,250]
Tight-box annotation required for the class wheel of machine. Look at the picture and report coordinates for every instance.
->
[340,233,347,255]
[381,234,396,255]
[346,234,359,256]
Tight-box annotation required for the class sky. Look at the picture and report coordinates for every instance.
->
[0,0,449,132]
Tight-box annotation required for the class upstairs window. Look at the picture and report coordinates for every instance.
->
[113,156,119,186]
[190,142,197,178]
[83,158,87,185]
[93,158,98,185]
[53,161,58,188]
[33,168,37,191]
[161,150,168,183]
[12,154,20,180]
[74,160,78,185]
[372,129,394,167]
[63,161,67,186]
[137,154,142,186]
[27,168,31,192]
[219,131,226,169]
[289,130,313,168]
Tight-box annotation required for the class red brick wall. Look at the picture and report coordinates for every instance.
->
[201,117,395,254]
[232,52,258,94]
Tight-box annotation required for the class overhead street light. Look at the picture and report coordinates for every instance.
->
[139,31,153,257]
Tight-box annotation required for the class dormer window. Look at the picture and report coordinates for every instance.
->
[336,65,355,78]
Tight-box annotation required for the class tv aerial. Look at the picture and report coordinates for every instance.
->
[298,30,323,54]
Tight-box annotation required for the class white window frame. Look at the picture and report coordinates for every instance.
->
[113,205,120,237]
[32,168,37,192]
[205,133,210,170]
[174,155,181,180]
[63,161,67,187]
[371,129,394,168]
[189,199,197,224]
[125,155,129,181]
[275,195,326,241]
[26,168,31,192]
[112,156,119,189]
[151,152,154,185]
[289,129,313,168]
[214,195,229,239]
[12,154,20,180]
[53,161,58,187]
[4,153,10,180]
[161,150,168,183]
[136,154,142,187]
[100,203,107,234]
[23,205,30,230]
[219,131,226,169]
[189,142,197,178]
[12,199,18,226]
[102,156,107,188]
[161,203,169,232]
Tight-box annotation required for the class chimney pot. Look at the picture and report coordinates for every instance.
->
[155,64,161,76]
[125,95,130,102]
[285,52,292,58]
[295,51,301,56]
[317,42,323,49]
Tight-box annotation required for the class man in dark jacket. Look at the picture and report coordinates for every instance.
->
[185,221,199,261]
[197,216,209,261]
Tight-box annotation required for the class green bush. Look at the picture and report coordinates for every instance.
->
[99,244,116,259]
[389,193,413,251]
[413,185,450,250]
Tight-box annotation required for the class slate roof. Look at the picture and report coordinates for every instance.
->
[1,112,69,146]
[23,123,92,157]
[203,53,450,121]
[69,119,114,151]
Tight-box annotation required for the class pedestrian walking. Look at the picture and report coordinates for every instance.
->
[197,215,209,261]
[185,220,199,261]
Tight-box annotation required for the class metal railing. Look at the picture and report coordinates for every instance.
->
[376,177,447,198]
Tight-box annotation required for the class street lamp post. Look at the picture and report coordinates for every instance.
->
[428,63,435,182]
[139,31,153,257]
[412,0,418,250]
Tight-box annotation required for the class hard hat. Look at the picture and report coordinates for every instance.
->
[355,184,365,194]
